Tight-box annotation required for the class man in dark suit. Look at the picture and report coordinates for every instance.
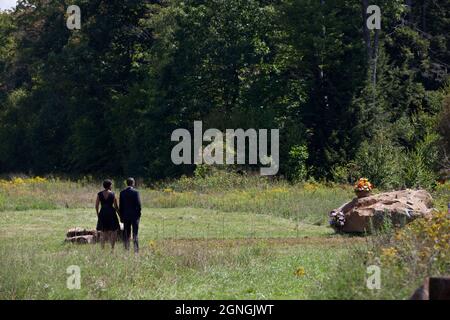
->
[119,177,142,253]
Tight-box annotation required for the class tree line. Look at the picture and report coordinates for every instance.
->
[0,0,448,187]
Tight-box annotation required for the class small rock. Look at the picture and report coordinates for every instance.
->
[65,235,96,244]
[66,227,97,238]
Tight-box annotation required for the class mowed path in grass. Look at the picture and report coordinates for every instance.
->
[0,208,360,299]
[0,207,336,242]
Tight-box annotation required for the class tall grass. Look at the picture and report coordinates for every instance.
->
[146,186,352,224]
[0,208,343,299]
[0,240,347,299]
[315,211,450,299]
[0,177,98,211]
[0,172,448,299]
[0,173,354,224]
[2,173,448,224]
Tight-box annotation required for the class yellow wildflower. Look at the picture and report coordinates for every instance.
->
[12,177,25,185]
[381,247,398,258]
[294,267,306,277]
[148,240,157,249]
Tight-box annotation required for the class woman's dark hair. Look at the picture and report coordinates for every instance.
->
[103,179,112,190]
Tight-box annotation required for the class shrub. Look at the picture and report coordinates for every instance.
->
[330,162,360,185]
[354,133,403,189]
[401,151,436,189]
[401,133,439,189]
[286,145,309,182]
[433,182,450,210]
[354,132,440,190]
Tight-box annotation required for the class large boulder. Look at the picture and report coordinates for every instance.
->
[330,189,434,233]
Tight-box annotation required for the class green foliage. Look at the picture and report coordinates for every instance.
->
[287,145,309,182]
[401,133,439,189]
[438,94,450,158]
[331,162,360,185]
[0,0,447,186]
[354,132,440,189]
[193,164,213,179]
[354,133,403,189]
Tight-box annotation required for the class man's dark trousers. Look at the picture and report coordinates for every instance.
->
[123,219,140,252]
[119,186,142,253]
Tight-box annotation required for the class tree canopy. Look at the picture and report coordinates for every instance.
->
[0,0,448,187]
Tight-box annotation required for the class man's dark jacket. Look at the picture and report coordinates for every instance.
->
[119,187,142,221]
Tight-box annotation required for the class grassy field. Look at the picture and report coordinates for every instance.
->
[0,176,354,224]
[0,174,448,300]
[0,208,354,299]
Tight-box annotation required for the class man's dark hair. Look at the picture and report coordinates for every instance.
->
[126,177,135,186]
[103,179,112,190]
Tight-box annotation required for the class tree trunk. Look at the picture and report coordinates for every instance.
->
[421,0,427,32]
[406,0,413,23]
[361,0,378,85]
[361,0,371,58]
[372,29,380,86]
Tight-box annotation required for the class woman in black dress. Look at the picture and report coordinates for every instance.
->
[95,179,120,250]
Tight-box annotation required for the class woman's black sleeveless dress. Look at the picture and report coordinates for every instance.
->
[96,191,120,231]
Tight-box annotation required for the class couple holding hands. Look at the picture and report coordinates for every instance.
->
[95,177,142,253]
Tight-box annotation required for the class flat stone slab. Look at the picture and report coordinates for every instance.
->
[65,235,96,244]
[65,227,125,244]
[66,227,98,238]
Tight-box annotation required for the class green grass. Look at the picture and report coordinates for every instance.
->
[0,208,334,241]
[0,177,354,225]
[0,208,353,299]
[146,187,352,225]
[1,175,447,300]
[0,178,99,211]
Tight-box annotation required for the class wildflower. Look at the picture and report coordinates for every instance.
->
[12,177,25,185]
[381,247,398,261]
[303,183,319,191]
[294,267,306,277]
[271,187,288,193]
[148,240,157,249]
[3,176,48,186]
[394,231,403,241]
[31,176,47,183]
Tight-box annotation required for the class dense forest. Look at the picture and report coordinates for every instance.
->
[0,0,449,187]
